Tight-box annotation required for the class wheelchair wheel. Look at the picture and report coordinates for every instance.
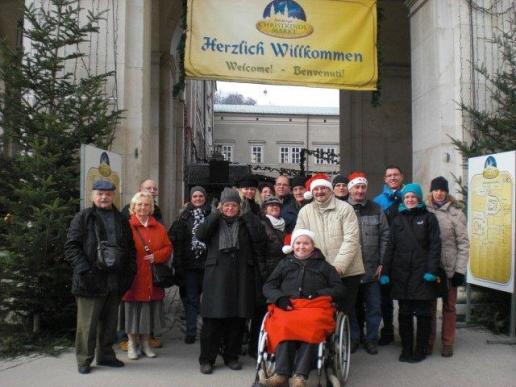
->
[255,314,275,383]
[333,312,350,384]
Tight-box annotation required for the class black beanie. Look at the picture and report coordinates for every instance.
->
[332,174,349,188]
[430,176,449,192]
[237,174,259,188]
[291,175,307,189]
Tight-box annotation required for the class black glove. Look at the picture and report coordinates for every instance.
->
[451,272,465,287]
[276,296,293,311]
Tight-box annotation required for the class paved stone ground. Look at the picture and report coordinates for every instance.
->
[1,290,516,387]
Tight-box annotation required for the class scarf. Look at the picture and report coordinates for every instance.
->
[432,199,447,208]
[266,214,285,231]
[218,216,240,252]
[191,207,207,259]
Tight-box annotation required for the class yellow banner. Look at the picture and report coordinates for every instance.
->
[185,0,377,90]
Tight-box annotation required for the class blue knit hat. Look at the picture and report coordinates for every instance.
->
[401,183,423,201]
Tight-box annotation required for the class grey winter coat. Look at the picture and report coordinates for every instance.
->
[426,199,469,278]
[348,199,390,283]
[195,210,265,318]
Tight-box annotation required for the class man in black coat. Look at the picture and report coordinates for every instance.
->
[64,181,136,374]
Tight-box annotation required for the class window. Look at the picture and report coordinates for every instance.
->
[315,146,338,165]
[280,147,289,164]
[250,145,263,163]
[291,147,301,165]
[278,146,303,164]
[215,144,233,162]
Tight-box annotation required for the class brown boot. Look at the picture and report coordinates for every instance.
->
[291,374,307,387]
[263,373,289,387]
[441,345,453,357]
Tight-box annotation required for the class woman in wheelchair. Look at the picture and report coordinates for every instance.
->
[261,229,345,387]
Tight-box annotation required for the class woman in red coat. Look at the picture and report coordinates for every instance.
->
[123,192,172,360]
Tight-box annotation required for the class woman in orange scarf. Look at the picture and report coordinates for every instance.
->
[262,229,345,387]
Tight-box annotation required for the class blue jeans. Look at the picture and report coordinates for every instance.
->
[350,281,381,343]
[183,270,203,337]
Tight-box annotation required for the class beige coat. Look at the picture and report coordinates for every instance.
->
[295,196,364,278]
[426,199,469,278]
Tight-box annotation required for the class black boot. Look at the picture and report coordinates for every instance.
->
[413,315,431,363]
[397,314,414,363]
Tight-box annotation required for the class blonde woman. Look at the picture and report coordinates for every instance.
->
[123,192,172,360]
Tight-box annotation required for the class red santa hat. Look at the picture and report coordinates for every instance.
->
[347,171,368,190]
[282,229,316,254]
[303,173,332,201]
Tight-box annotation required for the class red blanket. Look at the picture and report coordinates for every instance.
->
[264,296,336,353]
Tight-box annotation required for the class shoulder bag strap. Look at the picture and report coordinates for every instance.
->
[131,224,153,254]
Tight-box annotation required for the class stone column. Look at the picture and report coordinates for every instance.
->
[111,0,153,204]
[405,0,471,194]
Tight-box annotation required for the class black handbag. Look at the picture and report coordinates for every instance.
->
[94,222,123,272]
[133,226,174,288]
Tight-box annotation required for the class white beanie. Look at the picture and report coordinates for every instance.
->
[282,229,316,254]
[303,178,333,201]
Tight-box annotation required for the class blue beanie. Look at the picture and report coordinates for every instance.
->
[401,183,423,201]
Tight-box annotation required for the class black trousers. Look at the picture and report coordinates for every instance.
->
[274,341,318,377]
[199,317,246,365]
[380,284,394,336]
[339,275,362,316]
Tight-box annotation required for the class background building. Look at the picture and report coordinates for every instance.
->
[214,104,340,179]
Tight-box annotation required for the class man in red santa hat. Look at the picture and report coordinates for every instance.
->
[295,174,364,317]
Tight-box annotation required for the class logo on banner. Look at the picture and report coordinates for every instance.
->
[256,0,313,39]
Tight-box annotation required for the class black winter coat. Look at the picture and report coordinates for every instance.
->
[263,249,345,305]
[195,210,266,318]
[64,206,136,297]
[168,203,211,272]
[260,216,286,281]
[280,194,299,234]
[383,207,441,301]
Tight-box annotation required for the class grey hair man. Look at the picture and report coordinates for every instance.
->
[64,180,136,374]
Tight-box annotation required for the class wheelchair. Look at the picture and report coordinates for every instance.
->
[252,310,350,387]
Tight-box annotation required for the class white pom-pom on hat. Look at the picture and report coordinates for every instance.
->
[303,190,313,201]
[282,229,316,254]
[282,245,293,254]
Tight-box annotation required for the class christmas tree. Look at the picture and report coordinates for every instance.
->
[0,0,122,353]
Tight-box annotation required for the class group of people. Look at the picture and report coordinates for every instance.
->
[64,166,469,386]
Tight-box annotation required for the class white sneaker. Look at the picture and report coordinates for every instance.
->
[128,340,139,360]
[141,340,157,358]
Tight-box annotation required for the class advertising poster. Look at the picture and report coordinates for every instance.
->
[185,0,377,90]
[468,151,515,293]
[80,144,123,210]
